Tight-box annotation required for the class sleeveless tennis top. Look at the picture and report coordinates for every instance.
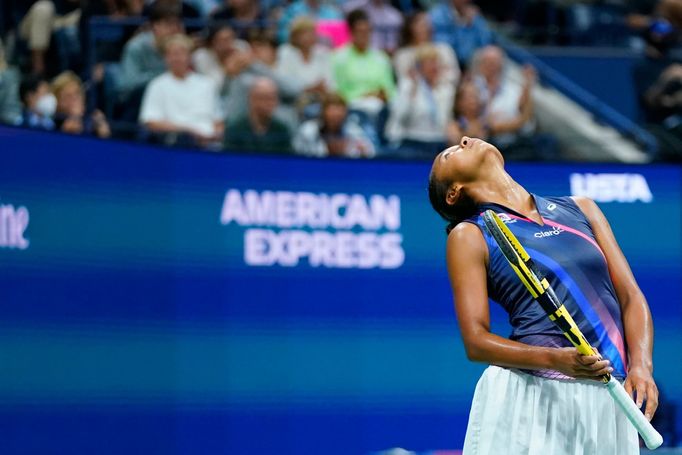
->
[464,194,628,380]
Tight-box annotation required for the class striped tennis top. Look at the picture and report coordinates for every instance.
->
[464,194,628,380]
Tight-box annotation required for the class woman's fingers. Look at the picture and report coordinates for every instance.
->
[576,354,601,366]
[644,383,659,421]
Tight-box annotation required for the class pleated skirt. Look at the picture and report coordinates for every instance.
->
[463,366,639,455]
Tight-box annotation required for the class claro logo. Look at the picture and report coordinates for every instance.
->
[0,200,30,250]
[534,226,563,238]
[570,173,653,203]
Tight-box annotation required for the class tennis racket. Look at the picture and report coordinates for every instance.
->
[481,209,663,450]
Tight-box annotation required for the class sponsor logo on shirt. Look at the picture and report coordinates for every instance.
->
[547,203,557,211]
[534,226,563,238]
[498,213,516,224]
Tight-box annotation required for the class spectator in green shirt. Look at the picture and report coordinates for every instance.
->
[331,9,396,118]
[224,77,292,154]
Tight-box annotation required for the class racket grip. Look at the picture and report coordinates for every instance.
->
[606,377,663,450]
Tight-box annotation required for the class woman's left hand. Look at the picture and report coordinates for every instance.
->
[623,366,658,421]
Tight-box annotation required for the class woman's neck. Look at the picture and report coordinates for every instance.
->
[467,168,536,217]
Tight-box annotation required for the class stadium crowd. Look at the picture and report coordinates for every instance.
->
[0,0,680,160]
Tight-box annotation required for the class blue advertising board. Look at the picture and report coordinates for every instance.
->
[0,126,680,453]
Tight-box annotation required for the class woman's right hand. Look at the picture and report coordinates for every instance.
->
[551,347,613,380]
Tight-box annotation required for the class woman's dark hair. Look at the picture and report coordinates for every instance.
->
[399,12,422,47]
[428,169,477,234]
[206,23,234,46]
[346,9,369,31]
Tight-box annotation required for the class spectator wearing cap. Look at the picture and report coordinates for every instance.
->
[117,0,183,115]
[140,34,224,148]
[294,93,375,158]
[19,74,56,130]
[332,9,396,117]
[429,0,493,68]
[224,77,292,153]
[393,11,460,86]
[278,0,343,43]
[275,16,334,109]
[386,45,453,157]
[52,71,111,138]
[342,0,404,53]
[192,24,250,90]
[0,40,21,126]
[18,0,80,75]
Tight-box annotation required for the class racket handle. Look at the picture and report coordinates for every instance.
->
[606,377,663,450]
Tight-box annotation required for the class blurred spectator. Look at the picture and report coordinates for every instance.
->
[142,0,201,19]
[332,9,396,117]
[446,80,488,143]
[393,11,460,85]
[429,0,493,68]
[211,0,269,39]
[471,45,536,150]
[140,34,223,147]
[18,0,81,75]
[279,0,343,43]
[224,77,292,153]
[386,45,453,156]
[185,0,221,17]
[294,93,375,157]
[632,16,682,159]
[341,0,404,53]
[117,0,183,118]
[52,71,111,138]
[447,77,534,149]
[634,17,681,123]
[222,32,301,127]
[275,17,334,113]
[0,40,22,126]
[19,74,56,130]
[192,24,250,89]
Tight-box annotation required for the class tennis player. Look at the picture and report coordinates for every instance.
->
[428,137,658,454]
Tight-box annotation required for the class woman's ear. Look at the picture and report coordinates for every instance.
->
[445,185,459,206]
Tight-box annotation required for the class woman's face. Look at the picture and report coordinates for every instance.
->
[294,28,316,51]
[411,13,432,44]
[56,81,84,117]
[431,136,503,199]
[323,103,347,131]
[456,84,481,118]
[212,28,235,57]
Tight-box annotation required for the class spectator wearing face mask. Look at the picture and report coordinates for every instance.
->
[19,74,56,130]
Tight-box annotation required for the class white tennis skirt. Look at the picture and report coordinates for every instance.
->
[463,366,639,455]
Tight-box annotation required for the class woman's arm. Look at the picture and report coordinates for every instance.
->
[446,222,612,378]
[573,196,658,420]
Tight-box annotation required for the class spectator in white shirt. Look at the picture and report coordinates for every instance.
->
[192,24,250,90]
[386,45,454,156]
[393,11,460,86]
[275,16,334,96]
[139,34,224,148]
